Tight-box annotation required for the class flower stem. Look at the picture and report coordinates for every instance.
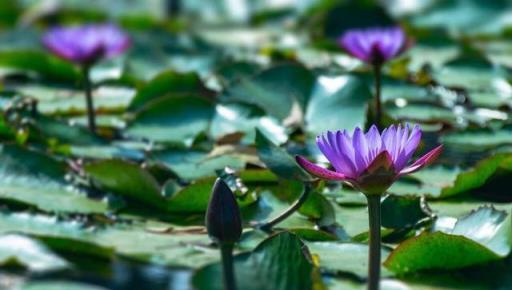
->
[366,194,381,290]
[82,65,96,134]
[373,64,382,129]
[259,183,312,232]
[220,243,237,290]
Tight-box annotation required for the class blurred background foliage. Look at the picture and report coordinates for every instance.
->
[1,0,512,290]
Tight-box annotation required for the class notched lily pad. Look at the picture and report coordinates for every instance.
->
[385,206,512,274]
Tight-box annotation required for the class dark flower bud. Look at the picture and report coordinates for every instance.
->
[206,178,242,244]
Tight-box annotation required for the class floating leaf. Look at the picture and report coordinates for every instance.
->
[19,281,109,290]
[210,103,288,145]
[222,63,314,120]
[165,177,215,213]
[305,75,372,136]
[390,154,512,198]
[307,242,391,278]
[441,127,512,149]
[385,207,512,274]
[152,149,247,181]
[125,95,214,146]
[0,50,80,82]
[0,212,216,269]
[255,130,312,181]
[192,232,320,290]
[129,70,207,111]
[0,234,69,272]
[84,159,164,210]
[410,0,510,35]
[381,195,430,229]
[0,144,108,213]
[7,83,135,115]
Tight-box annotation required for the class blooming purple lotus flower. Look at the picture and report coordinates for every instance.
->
[43,24,130,65]
[296,124,442,195]
[338,26,407,65]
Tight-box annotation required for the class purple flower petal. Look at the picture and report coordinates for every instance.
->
[395,124,422,171]
[308,124,441,195]
[399,145,443,176]
[43,23,130,64]
[365,125,383,162]
[338,26,407,64]
[353,127,370,173]
[295,156,349,181]
[341,32,371,62]
[317,132,357,178]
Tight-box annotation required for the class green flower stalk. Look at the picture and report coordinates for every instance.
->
[296,124,442,290]
[259,182,312,232]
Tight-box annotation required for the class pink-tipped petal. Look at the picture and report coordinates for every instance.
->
[295,156,348,181]
[399,145,443,176]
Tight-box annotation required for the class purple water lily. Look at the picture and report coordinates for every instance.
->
[296,124,442,195]
[43,24,130,65]
[338,26,407,65]
[338,26,408,129]
[42,23,130,134]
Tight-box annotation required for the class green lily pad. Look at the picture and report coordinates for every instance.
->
[210,103,288,145]
[7,83,134,115]
[305,75,372,136]
[84,159,164,210]
[192,232,321,290]
[385,207,512,274]
[19,281,109,290]
[165,177,215,213]
[441,127,512,149]
[129,70,207,111]
[255,130,312,182]
[222,63,314,120]
[0,144,108,213]
[125,95,214,146]
[307,242,391,278]
[152,149,247,181]
[410,0,510,35]
[0,234,69,272]
[381,195,430,229]
[0,50,80,82]
[0,212,217,269]
[390,153,512,198]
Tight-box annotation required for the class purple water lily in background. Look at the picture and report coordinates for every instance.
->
[296,124,442,195]
[338,26,409,129]
[338,26,407,65]
[43,23,130,65]
[296,123,441,290]
[42,23,130,134]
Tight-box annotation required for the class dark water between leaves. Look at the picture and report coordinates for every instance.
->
[4,258,193,290]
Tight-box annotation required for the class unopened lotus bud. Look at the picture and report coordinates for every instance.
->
[206,178,242,244]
